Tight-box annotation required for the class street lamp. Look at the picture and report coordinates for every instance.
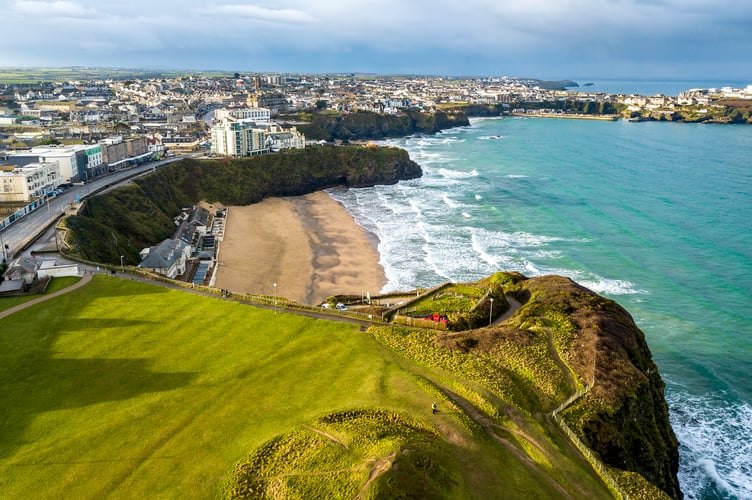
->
[273,282,277,313]
[489,298,494,326]
[120,255,125,273]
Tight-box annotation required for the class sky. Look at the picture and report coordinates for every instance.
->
[2,0,751,80]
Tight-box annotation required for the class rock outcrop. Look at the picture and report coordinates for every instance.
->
[510,274,681,498]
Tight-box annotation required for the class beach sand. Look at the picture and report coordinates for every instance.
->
[213,191,384,306]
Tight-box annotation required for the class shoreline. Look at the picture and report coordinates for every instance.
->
[213,191,385,306]
[510,112,619,121]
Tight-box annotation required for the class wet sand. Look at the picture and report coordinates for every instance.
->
[213,191,384,305]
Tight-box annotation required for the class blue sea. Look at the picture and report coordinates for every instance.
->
[327,117,752,499]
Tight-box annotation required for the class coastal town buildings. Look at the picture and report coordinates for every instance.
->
[2,72,751,165]
[138,238,191,279]
[210,106,304,157]
[4,147,85,184]
[214,107,271,123]
[0,161,60,202]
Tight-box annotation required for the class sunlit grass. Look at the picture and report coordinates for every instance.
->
[0,275,614,498]
[0,276,81,312]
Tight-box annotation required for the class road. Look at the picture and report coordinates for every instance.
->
[0,156,184,262]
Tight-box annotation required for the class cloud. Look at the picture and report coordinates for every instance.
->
[198,4,314,24]
[12,0,95,18]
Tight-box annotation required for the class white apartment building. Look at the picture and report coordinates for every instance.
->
[9,145,102,182]
[214,107,271,123]
[211,119,306,157]
[0,161,60,202]
[211,120,268,157]
[264,127,307,152]
[11,147,84,184]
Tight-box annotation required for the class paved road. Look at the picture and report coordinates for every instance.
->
[0,156,184,263]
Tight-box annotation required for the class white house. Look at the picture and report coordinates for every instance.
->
[138,239,191,279]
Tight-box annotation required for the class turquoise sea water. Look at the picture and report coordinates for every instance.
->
[328,118,752,499]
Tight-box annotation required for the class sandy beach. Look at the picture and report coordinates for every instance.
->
[213,191,384,306]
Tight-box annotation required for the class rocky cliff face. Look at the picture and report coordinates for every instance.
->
[297,109,470,141]
[513,275,681,498]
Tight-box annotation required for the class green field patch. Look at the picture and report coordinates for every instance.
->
[406,284,484,316]
[0,274,628,498]
[226,409,460,499]
[0,275,81,312]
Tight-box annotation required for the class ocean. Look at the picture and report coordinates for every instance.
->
[327,117,752,499]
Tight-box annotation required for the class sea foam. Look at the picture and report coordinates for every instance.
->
[667,390,752,499]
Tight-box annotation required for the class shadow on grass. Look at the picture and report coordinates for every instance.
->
[0,274,197,461]
[0,357,195,459]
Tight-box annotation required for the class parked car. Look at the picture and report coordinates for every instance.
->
[336,303,348,311]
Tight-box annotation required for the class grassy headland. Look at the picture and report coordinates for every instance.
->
[1,275,615,498]
[0,271,679,498]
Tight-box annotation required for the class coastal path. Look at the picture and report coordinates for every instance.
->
[0,273,92,321]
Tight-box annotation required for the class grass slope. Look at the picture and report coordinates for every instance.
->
[0,276,614,498]
[0,276,81,313]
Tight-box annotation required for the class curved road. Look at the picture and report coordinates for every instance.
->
[0,156,184,262]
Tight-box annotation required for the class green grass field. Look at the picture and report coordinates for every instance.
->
[0,276,81,313]
[0,276,614,498]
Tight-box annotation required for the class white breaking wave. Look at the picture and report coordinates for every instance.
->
[504,174,529,179]
[577,277,649,296]
[437,168,479,179]
[441,137,465,144]
[442,194,460,209]
[667,390,752,500]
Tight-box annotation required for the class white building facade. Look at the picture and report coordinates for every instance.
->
[0,161,60,202]
[211,120,268,157]
[214,107,271,123]
[211,117,305,158]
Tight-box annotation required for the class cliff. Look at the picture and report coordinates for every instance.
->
[506,274,681,498]
[368,271,680,498]
[64,145,421,264]
[61,147,681,497]
[295,109,470,141]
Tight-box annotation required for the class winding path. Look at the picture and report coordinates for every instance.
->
[0,273,92,321]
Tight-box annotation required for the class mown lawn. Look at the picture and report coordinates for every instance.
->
[0,276,613,498]
[0,276,82,313]
[0,276,449,498]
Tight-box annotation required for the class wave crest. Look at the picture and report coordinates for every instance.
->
[667,390,752,499]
